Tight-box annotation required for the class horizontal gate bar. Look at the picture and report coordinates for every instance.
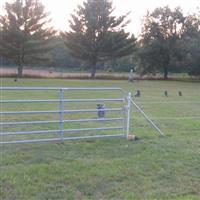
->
[0,98,124,103]
[0,108,123,115]
[1,87,125,92]
[0,134,125,144]
[0,86,127,144]
[1,126,125,135]
[0,117,124,125]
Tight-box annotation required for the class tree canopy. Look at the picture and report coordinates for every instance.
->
[137,6,186,79]
[182,12,200,77]
[0,0,56,78]
[61,0,136,78]
[0,1,200,79]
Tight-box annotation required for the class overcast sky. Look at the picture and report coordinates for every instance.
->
[0,0,199,35]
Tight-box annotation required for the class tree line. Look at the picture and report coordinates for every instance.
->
[0,0,199,79]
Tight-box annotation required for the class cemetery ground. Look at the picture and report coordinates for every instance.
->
[0,78,200,200]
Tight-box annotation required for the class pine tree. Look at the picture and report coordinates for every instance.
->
[0,0,56,79]
[61,0,136,78]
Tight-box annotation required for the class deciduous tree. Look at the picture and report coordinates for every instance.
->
[182,11,200,77]
[137,6,185,79]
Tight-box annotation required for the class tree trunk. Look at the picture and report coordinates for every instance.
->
[164,65,168,80]
[17,64,23,79]
[90,61,97,79]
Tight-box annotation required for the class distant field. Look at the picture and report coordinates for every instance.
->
[0,78,200,199]
[0,67,130,79]
[1,66,198,80]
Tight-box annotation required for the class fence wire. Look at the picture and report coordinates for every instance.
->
[129,99,200,137]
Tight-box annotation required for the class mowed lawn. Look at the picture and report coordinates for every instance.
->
[0,78,200,200]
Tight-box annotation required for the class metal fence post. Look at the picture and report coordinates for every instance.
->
[122,94,127,137]
[59,89,64,140]
[126,92,131,139]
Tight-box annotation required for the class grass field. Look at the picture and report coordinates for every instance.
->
[0,78,200,200]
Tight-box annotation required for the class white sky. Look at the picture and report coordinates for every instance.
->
[0,0,199,36]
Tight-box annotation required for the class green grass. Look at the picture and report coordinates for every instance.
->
[1,78,200,200]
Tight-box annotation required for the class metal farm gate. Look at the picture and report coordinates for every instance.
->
[0,87,132,144]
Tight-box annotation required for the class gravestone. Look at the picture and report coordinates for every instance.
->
[134,90,141,97]
[128,69,134,82]
[178,91,182,96]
